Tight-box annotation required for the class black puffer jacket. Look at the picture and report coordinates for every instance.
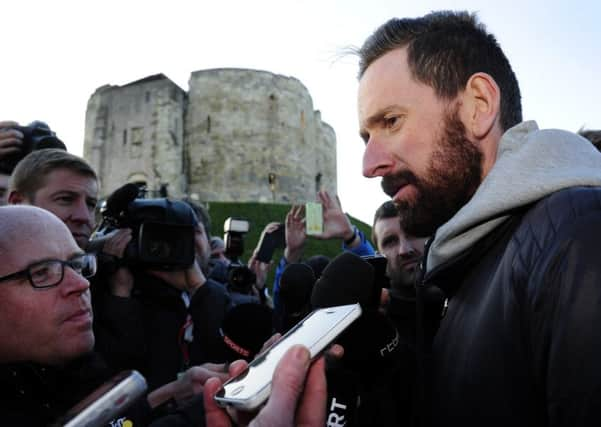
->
[419,186,601,426]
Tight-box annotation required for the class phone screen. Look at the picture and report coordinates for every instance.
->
[305,202,323,235]
[214,303,362,410]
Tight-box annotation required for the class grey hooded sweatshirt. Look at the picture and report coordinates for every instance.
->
[426,120,601,272]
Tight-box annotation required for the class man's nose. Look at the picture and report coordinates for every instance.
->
[362,138,394,178]
[71,200,94,226]
[398,240,417,258]
[60,267,91,296]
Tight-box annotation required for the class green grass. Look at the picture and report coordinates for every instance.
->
[205,202,373,289]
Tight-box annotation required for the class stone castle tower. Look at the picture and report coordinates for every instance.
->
[83,69,337,204]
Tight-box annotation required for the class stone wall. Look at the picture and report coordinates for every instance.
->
[83,70,336,203]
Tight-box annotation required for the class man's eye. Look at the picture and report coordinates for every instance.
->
[382,237,399,248]
[384,116,399,128]
[56,196,74,204]
[30,266,51,281]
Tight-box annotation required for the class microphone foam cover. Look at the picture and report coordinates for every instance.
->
[220,303,274,362]
[311,252,374,309]
[105,183,140,216]
[280,263,316,315]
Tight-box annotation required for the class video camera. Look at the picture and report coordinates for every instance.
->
[89,183,197,271]
[0,121,66,173]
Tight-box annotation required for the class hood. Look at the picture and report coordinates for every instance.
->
[426,121,601,272]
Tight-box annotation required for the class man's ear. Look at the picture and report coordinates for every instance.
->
[8,190,26,205]
[462,72,501,139]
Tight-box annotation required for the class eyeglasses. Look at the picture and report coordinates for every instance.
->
[0,253,97,289]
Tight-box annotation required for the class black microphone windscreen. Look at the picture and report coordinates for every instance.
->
[311,252,374,309]
[104,183,140,217]
[306,255,330,279]
[280,263,315,315]
[220,303,274,362]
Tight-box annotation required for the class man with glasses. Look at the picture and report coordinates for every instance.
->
[0,205,235,425]
[0,205,112,424]
[0,206,96,368]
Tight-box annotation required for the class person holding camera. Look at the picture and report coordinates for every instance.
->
[89,191,234,392]
[0,121,21,205]
[7,149,232,395]
[0,120,66,206]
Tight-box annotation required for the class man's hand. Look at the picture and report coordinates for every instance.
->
[247,252,271,291]
[0,121,23,159]
[284,205,306,263]
[248,222,280,289]
[203,345,326,427]
[102,228,135,297]
[102,228,132,258]
[147,363,230,408]
[315,190,355,242]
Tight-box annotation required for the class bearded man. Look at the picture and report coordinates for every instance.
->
[359,10,601,426]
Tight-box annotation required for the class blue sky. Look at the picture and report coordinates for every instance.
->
[2,0,600,224]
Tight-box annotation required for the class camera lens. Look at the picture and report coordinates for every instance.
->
[148,240,171,258]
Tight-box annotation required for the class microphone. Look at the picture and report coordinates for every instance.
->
[103,183,140,218]
[220,303,274,362]
[311,252,374,310]
[279,263,315,332]
[311,251,402,377]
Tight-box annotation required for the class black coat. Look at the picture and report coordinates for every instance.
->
[93,273,232,391]
[0,353,152,426]
[419,187,601,426]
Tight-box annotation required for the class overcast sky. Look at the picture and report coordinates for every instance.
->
[2,0,600,224]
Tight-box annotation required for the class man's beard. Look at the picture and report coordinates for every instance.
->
[387,260,420,290]
[381,108,483,237]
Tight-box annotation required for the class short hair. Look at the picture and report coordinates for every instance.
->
[9,149,97,200]
[183,199,211,236]
[371,201,400,248]
[579,129,601,151]
[358,10,522,131]
[210,236,225,251]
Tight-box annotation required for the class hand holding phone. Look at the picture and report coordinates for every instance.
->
[255,223,285,263]
[214,303,362,411]
[204,345,327,426]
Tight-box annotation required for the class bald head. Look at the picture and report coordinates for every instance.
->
[0,205,76,262]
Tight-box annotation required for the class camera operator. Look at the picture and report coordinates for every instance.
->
[0,120,66,206]
[91,190,234,392]
[0,121,20,205]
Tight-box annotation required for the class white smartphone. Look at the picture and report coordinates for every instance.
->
[53,370,147,427]
[214,303,362,411]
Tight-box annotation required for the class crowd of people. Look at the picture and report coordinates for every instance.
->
[2,9,601,427]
